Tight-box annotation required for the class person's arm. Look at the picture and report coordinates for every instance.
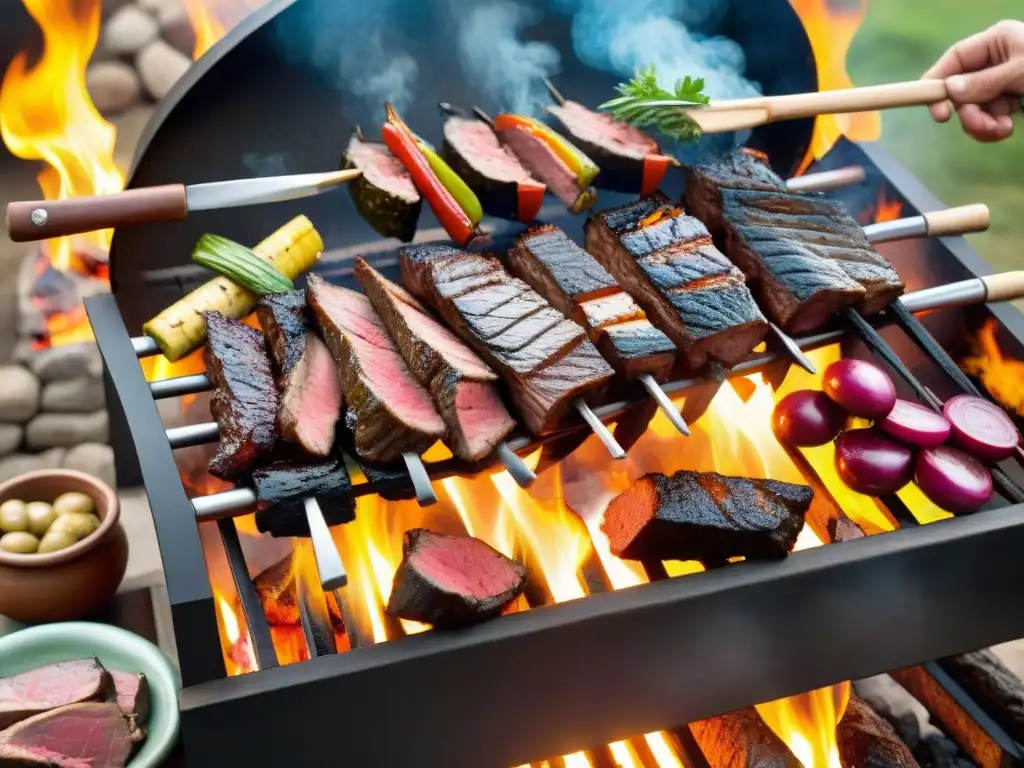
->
[924,20,1024,142]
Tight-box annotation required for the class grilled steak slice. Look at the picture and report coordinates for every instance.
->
[0,659,112,730]
[508,225,675,380]
[277,332,342,457]
[343,131,421,242]
[837,696,919,768]
[442,116,546,221]
[252,456,356,537]
[585,198,768,371]
[498,124,595,213]
[307,274,446,462]
[256,290,309,376]
[601,469,812,562]
[385,528,527,628]
[722,188,904,325]
[547,100,671,194]
[355,258,514,462]
[684,149,787,232]
[0,702,138,768]
[204,312,278,480]
[400,244,615,435]
[110,671,149,724]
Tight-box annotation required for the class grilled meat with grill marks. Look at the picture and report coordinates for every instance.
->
[343,131,422,242]
[601,469,812,562]
[684,149,787,232]
[585,196,768,372]
[251,455,356,537]
[401,244,614,435]
[307,274,446,462]
[256,290,309,376]
[355,257,514,461]
[204,311,278,480]
[508,224,675,380]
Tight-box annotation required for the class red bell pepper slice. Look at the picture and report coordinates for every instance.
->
[641,155,673,196]
[516,180,546,222]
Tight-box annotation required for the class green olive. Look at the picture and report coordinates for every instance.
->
[49,512,101,541]
[0,500,29,533]
[0,531,39,554]
[37,530,77,554]
[25,502,57,537]
[53,492,95,518]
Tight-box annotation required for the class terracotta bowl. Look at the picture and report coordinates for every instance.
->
[0,469,129,623]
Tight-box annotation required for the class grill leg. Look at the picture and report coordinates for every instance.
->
[104,365,142,488]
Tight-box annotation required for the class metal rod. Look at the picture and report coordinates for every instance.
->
[402,452,438,506]
[496,441,536,488]
[217,517,278,670]
[150,373,210,399]
[133,335,160,358]
[297,571,338,658]
[167,421,219,449]
[303,497,347,590]
[574,399,626,460]
[785,165,866,194]
[639,374,691,435]
[768,322,817,374]
[900,277,987,313]
[863,215,927,243]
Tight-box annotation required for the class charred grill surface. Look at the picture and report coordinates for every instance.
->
[343,132,421,242]
[204,311,278,480]
[601,469,812,562]
[585,197,768,371]
[684,150,788,233]
[355,258,515,461]
[837,696,919,768]
[307,274,446,462]
[400,244,614,435]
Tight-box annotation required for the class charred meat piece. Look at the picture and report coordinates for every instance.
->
[355,258,514,462]
[256,290,309,377]
[385,528,527,628]
[252,456,357,537]
[497,123,595,213]
[307,274,446,463]
[837,696,919,768]
[684,148,787,233]
[508,225,675,380]
[0,702,140,768]
[585,197,768,371]
[601,469,812,562]
[441,116,546,221]
[400,244,615,435]
[109,671,149,725]
[0,658,112,730]
[721,188,905,328]
[343,130,421,242]
[204,312,278,480]
[547,100,672,194]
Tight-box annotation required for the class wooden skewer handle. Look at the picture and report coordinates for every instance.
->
[765,79,949,121]
[983,271,1024,303]
[924,204,990,237]
[6,184,188,242]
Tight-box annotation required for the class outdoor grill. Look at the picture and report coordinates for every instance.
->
[80,0,1024,766]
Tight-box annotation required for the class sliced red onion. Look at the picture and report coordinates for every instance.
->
[823,359,897,419]
[834,428,915,496]
[772,390,847,447]
[878,398,951,448]
[943,395,1021,462]
[915,445,993,514]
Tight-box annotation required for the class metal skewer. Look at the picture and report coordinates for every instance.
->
[574,399,626,460]
[303,497,348,590]
[639,374,690,435]
[402,452,438,506]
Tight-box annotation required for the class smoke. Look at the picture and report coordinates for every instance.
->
[275,0,419,116]
[453,2,561,116]
[557,0,761,100]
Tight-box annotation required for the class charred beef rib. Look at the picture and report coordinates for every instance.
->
[307,274,446,463]
[508,224,676,380]
[400,244,615,435]
[355,258,515,462]
[585,196,768,372]
[204,311,278,480]
[601,469,812,562]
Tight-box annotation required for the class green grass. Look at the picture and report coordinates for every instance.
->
[847,2,1023,275]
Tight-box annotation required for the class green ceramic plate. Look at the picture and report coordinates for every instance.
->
[0,622,180,767]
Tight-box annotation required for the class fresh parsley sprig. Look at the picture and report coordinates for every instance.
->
[599,65,710,144]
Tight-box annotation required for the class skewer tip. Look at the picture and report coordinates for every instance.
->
[402,452,439,506]
[542,77,566,105]
[496,442,537,488]
[574,399,627,460]
[471,106,496,128]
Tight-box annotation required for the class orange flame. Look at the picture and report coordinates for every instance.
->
[0,0,124,273]
[962,319,1024,418]
[757,681,852,768]
[874,194,904,224]
[788,0,881,173]
[185,0,268,60]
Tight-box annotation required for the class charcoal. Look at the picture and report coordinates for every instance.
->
[0,658,112,730]
[0,702,139,768]
[838,695,919,768]
[251,456,356,537]
[937,649,1024,744]
[913,734,976,768]
[690,708,802,768]
[385,528,527,628]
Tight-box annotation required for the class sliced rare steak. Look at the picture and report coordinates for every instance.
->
[546,100,672,194]
[721,188,905,328]
[251,454,357,536]
[0,702,139,768]
[497,124,595,213]
[400,244,615,435]
[441,116,546,221]
[0,658,112,730]
[355,258,515,462]
[204,312,278,480]
[684,148,787,233]
[258,291,342,457]
[601,469,812,562]
[385,528,527,628]
[837,696,919,768]
[508,225,675,380]
[343,131,421,242]
[109,671,149,724]
[585,197,768,372]
[306,274,446,462]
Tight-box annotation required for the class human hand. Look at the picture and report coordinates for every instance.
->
[924,20,1024,142]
